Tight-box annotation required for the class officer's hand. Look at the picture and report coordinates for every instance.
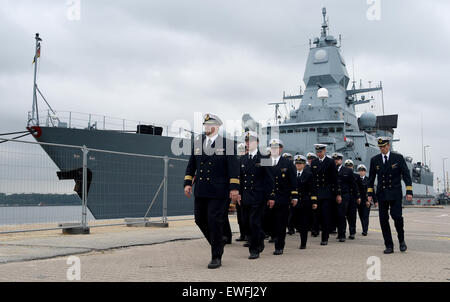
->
[336,195,342,204]
[374,202,378,208]
[236,194,242,206]
[406,194,413,202]
[366,201,371,208]
[291,199,298,207]
[312,204,318,210]
[368,196,373,203]
[230,190,239,202]
[268,199,275,209]
[184,185,192,198]
[357,198,361,205]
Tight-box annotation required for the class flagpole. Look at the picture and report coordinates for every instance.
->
[32,33,41,125]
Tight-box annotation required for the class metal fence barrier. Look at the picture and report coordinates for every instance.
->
[0,136,191,234]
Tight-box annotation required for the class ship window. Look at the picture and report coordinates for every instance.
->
[309,128,316,132]
[295,128,301,133]
[329,128,335,133]
[287,129,293,133]
[280,130,286,134]
[317,128,323,133]
[336,127,343,132]
[302,128,308,132]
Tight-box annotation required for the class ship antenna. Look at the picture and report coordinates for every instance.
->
[321,7,328,38]
[31,33,42,126]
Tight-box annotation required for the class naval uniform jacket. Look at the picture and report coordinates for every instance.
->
[294,169,313,208]
[310,156,340,203]
[239,151,274,205]
[184,134,240,199]
[338,166,359,199]
[367,152,413,201]
[266,156,298,204]
[356,175,369,202]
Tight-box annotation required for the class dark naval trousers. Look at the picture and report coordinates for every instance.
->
[242,203,265,254]
[235,203,247,239]
[379,199,404,248]
[346,198,357,235]
[337,194,350,238]
[357,202,370,234]
[318,199,333,242]
[194,197,229,259]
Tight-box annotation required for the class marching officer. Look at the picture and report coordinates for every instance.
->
[183,113,240,269]
[356,164,371,236]
[284,152,296,236]
[238,131,274,259]
[292,155,314,249]
[344,159,360,240]
[367,137,413,254]
[235,143,248,243]
[332,153,359,242]
[306,152,320,237]
[266,139,298,255]
[310,144,340,245]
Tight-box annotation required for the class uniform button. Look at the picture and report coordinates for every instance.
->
[244,187,247,190]
[207,170,210,173]
[200,170,203,172]
[207,178,210,180]
[200,177,203,180]
[252,174,254,176]
[209,162,211,165]
[245,181,247,183]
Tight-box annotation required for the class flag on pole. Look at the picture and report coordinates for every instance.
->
[32,42,41,64]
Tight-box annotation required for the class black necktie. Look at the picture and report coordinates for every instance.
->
[384,155,388,164]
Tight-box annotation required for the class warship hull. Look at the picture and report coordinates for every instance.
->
[33,126,192,219]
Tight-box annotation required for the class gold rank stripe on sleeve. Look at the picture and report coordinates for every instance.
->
[311,196,317,201]
[230,178,240,185]
[367,188,374,193]
[184,175,193,181]
[406,186,413,191]
[291,191,298,195]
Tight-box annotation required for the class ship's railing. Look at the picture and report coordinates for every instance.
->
[27,110,193,138]
[0,136,197,235]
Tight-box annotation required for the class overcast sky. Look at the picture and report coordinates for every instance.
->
[1,0,449,192]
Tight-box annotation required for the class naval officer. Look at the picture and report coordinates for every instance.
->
[235,143,249,243]
[367,137,413,254]
[183,113,240,268]
[292,155,314,249]
[333,153,359,242]
[310,144,340,245]
[238,131,274,259]
[356,164,371,236]
[266,139,298,255]
[306,152,320,237]
[343,159,361,239]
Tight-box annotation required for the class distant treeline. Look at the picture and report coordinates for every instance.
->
[0,193,81,206]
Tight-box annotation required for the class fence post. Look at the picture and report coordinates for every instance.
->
[82,145,89,228]
[162,156,169,224]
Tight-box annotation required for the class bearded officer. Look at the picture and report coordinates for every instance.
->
[367,137,413,254]
[239,131,274,259]
[266,138,298,255]
[310,144,340,245]
[183,113,240,268]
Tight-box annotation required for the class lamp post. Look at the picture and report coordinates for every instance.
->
[443,158,448,194]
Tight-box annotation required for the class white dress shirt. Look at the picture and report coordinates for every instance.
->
[249,148,258,159]
[271,155,281,166]
[382,151,390,164]
[205,133,219,147]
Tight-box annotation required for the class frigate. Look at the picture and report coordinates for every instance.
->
[243,7,435,205]
[23,8,435,220]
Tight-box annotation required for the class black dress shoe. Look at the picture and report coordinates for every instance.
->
[287,229,295,235]
[320,241,328,246]
[383,247,394,254]
[223,237,232,245]
[362,232,368,236]
[273,249,283,255]
[207,258,222,269]
[243,242,250,247]
[299,245,306,249]
[348,234,355,240]
[268,238,276,243]
[264,234,269,239]
[399,241,407,252]
[248,252,260,259]
[311,232,318,237]
[330,230,337,234]
[235,236,246,242]
[339,238,346,242]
